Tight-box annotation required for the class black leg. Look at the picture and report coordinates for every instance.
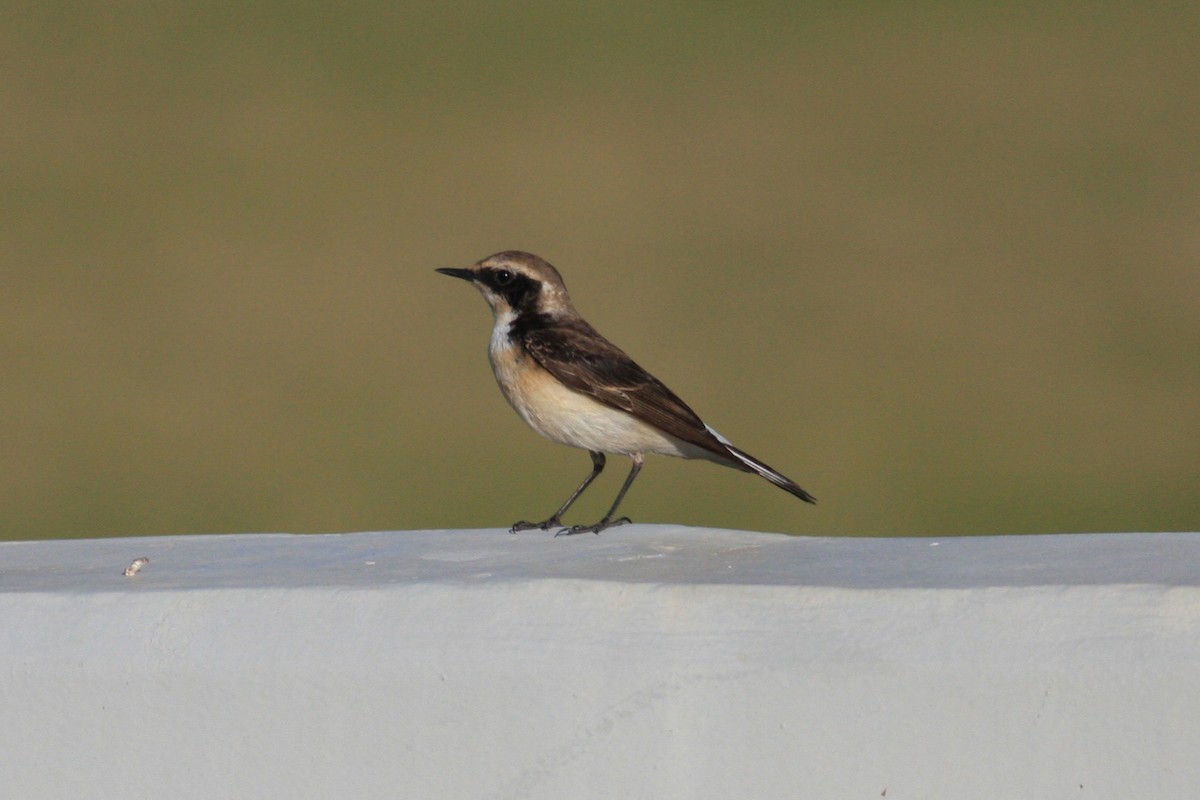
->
[510,451,606,533]
[557,454,643,536]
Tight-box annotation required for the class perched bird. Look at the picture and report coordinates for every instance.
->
[437,251,816,535]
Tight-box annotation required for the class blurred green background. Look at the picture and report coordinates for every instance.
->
[3,3,1198,541]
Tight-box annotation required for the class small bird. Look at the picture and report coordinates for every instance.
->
[437,251,816,535]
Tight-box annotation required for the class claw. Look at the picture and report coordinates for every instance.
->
[510,517,560,534]
[553,517,632,537]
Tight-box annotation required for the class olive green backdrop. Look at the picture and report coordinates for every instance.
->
[3,3,1198,540]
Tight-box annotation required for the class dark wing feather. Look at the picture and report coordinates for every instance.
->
[521,320,746,467]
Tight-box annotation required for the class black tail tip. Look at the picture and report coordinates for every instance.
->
[777,479,816,504]
[794,487,817,505]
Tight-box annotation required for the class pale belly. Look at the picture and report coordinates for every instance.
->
[488,338,703,459]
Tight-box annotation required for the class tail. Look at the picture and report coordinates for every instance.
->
[705,426,817,504]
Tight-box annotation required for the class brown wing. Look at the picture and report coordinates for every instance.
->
[521,319,743,466]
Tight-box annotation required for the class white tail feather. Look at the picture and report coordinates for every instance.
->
[706,425,817,504]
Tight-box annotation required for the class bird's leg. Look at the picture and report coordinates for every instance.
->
[557,454,643,536]
[510,451,606,533]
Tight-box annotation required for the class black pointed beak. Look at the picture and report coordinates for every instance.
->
[436,267,475,282]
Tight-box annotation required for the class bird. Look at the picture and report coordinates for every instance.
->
[436,250,816,535]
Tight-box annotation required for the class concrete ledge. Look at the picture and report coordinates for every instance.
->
[2,527,1198,799]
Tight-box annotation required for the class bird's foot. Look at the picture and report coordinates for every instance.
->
[509,517,561,534]
[554,516,632,537]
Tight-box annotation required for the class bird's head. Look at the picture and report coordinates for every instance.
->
[437,251,576,320]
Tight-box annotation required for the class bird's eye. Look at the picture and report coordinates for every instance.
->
[494,269,514,285]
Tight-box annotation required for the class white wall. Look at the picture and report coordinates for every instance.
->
[2,527,1198,799]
